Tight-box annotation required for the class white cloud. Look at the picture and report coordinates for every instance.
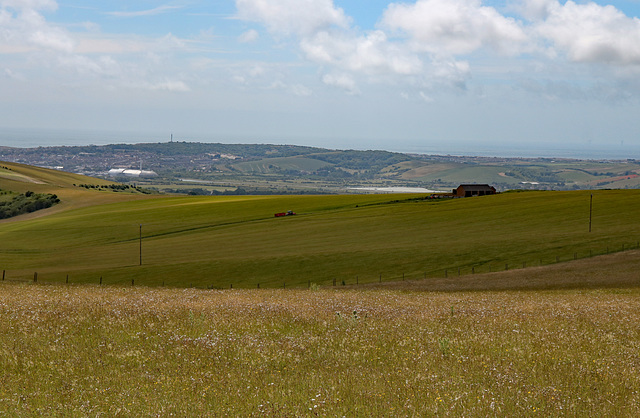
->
[0,0,57,12]
[266,80,313,96]
[106,5,182,18]
[419,91,433,102]
[238,29,259,43]
[0,1,74,53]
[57,54,121,77]
[233,0,640,101]
[431,58,471,89]
[0,0,198,97]
[230,63,280,88]
[134,80,191,92]
[322,73,359,94]
[234,0,521,93]
[382,0,528,56]
[73,32,191,56]
[301,30,422,76]
[232,74,247,85]
[235,0,349,36]
[533,0,640,65]
[75,37,147,54]
[28,26,74,52]
[290,84,312,97]
[514,0,556,21]
[3,67,25,80]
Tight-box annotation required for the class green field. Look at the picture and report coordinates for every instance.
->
[234,156,333,173]
[1,162,640,289]
[2,162,640,415]
[1,283,639,415]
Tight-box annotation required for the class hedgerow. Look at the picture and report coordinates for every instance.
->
[0,191,60,219]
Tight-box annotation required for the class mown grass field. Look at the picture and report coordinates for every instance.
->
[1,162,640,288]
[1,282,639,415]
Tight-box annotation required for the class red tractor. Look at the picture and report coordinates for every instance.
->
[274,210,296,217]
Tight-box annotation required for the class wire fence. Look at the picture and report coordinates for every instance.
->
[3,240,639,289]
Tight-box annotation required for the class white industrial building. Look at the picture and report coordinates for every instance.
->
[108,168,158,178]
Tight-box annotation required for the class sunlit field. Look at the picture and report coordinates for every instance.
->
[2,189,640,289]
[1,282,639,415]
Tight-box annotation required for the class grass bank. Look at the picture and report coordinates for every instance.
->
[1,283,638,415]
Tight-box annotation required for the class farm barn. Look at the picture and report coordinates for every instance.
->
[454,184,497,197]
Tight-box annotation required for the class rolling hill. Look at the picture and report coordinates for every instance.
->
[3,142,640,193]
[1,162,639,289]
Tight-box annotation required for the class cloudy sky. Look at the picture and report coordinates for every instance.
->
[2,0,640,155]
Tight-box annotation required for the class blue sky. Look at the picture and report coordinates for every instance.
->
[2,0,640,156]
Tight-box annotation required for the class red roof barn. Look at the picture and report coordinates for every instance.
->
[454,184,496,197]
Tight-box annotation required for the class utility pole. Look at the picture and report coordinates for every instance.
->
[139,224,142,266]
[589,194,593,233]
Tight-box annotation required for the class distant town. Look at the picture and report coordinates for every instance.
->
[1,142,639,194]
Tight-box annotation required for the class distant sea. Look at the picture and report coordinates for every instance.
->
[0,128,168,148]
[1,127,638,161]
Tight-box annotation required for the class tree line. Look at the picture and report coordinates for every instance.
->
[0,191,60,219]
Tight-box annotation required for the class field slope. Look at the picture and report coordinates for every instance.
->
[1,283,639,415]
[1,162,640,288]
[0,161,153,219]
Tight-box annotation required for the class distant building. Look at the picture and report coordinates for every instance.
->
[108,168,158,178]
[454,184,496,197]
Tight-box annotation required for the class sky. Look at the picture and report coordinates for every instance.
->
[1,0,640,156]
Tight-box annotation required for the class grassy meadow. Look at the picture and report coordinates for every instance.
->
[1,184,640,289]
[1,162,640,290]
[1,282,639,415]
[2,162,640,415]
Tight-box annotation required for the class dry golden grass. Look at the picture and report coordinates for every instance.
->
[1,282,639,415]
[361,249,640,292]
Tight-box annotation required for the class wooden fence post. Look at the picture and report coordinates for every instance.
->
[33,272,37,283]
[257,283,260,289]
[100,276,102,285]
[2,270,5,281]
[66,274,69,284]
[132,279,134,287]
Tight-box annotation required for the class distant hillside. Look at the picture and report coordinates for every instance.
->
[0,162,155,221]
[2,142,639,194]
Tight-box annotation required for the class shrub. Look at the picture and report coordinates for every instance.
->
[0,192,60,219]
